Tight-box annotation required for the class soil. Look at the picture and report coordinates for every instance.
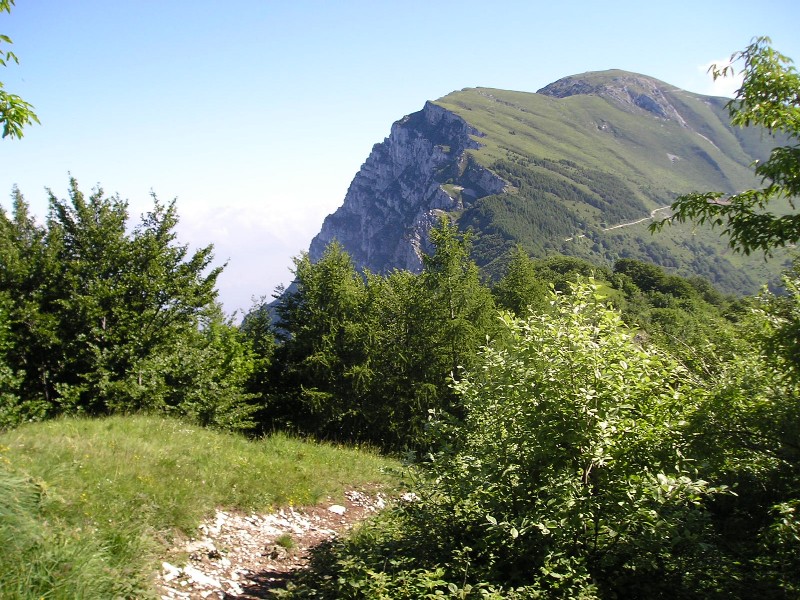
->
[156,489,388,599]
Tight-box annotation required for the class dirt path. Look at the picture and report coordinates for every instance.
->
[602,206,671,232]
[156,490,388,599]
[564,206,671,242]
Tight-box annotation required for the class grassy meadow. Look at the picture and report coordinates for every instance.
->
[0,415,401,598]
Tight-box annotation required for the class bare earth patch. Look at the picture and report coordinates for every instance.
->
[157,490,388,599]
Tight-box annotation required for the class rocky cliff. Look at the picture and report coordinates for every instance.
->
[308,101,506,273]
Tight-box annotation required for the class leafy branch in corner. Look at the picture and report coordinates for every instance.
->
[651,36,800,255]
[0,0,39,139]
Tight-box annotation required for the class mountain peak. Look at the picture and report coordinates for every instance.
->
[297,70,781,298]
[538,69,686,123]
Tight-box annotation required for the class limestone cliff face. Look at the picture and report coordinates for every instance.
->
[308,101,506,273]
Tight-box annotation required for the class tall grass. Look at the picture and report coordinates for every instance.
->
[0,468,144,598]
[0,414,400,598]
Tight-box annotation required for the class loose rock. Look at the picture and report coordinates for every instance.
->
[156,490,388,599]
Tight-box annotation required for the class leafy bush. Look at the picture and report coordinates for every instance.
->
[284,281,728,598]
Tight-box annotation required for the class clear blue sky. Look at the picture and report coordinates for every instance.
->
[1,0,799,316]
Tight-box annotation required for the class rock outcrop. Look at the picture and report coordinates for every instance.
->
[308,101,506,273]
[538,69,688,126]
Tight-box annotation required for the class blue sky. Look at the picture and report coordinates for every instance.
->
[1,1,799,316]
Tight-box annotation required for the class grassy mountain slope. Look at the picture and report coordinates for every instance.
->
[434,71,790,292]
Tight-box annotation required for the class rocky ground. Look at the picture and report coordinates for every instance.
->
[156,490,388,599]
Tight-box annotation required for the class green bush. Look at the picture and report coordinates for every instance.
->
[284,281,728,598]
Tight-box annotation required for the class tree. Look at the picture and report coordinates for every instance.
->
[493,244,549,316]
[43,179,223,413]
[0,0,38,138]
[270,242,371,439]
[153,305,259,432]
[652,37,799,255]
[0,186,61,418]
[428,281,724,596]
[421,217,497,383]
[268,222,498,450]
[646,39,800,590]
[0,292,22,427]
[0,180,256,430]
[359,268,449,450]
[285,282,728,598]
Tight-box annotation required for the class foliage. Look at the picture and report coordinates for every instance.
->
[357,268,446,449]
[640,38,800,596]
[0,179,256,431]
[492,245,550,316]
[270,241,372,439]
[0,0,39,138]
[420,217,497,386]
[269,220,497,450]
[652,37,800,255]
[679,273,800,596]
[150,306,261,431]
[755,257,800,382]
[0,293,22,428]
[283,281,728,598]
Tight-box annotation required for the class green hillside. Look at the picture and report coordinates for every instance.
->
[434,72,790,292]
[0,415,400,598]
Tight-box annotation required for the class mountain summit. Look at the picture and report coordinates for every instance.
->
[307,70,783,293]
[538,70,689,123]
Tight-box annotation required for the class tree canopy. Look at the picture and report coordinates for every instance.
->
[0,179,257,430]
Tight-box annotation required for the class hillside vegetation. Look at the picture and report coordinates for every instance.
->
[434,73,791,290]
[0,415,399,598]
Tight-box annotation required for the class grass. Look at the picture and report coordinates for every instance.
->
[0,414,401,598]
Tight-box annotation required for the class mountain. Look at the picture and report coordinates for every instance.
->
[308,70,788,294]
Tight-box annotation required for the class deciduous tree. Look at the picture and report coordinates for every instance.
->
[0,180,256,430]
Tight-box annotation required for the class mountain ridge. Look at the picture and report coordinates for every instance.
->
[306,69,787,294]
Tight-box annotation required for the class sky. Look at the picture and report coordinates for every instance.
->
[1,1,799,318]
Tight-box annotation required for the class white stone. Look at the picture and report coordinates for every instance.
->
[161,561,182,582]
[226,580,244,595]
[183,565,221,589]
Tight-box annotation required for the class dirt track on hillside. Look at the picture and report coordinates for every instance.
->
[156,490,387,599]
